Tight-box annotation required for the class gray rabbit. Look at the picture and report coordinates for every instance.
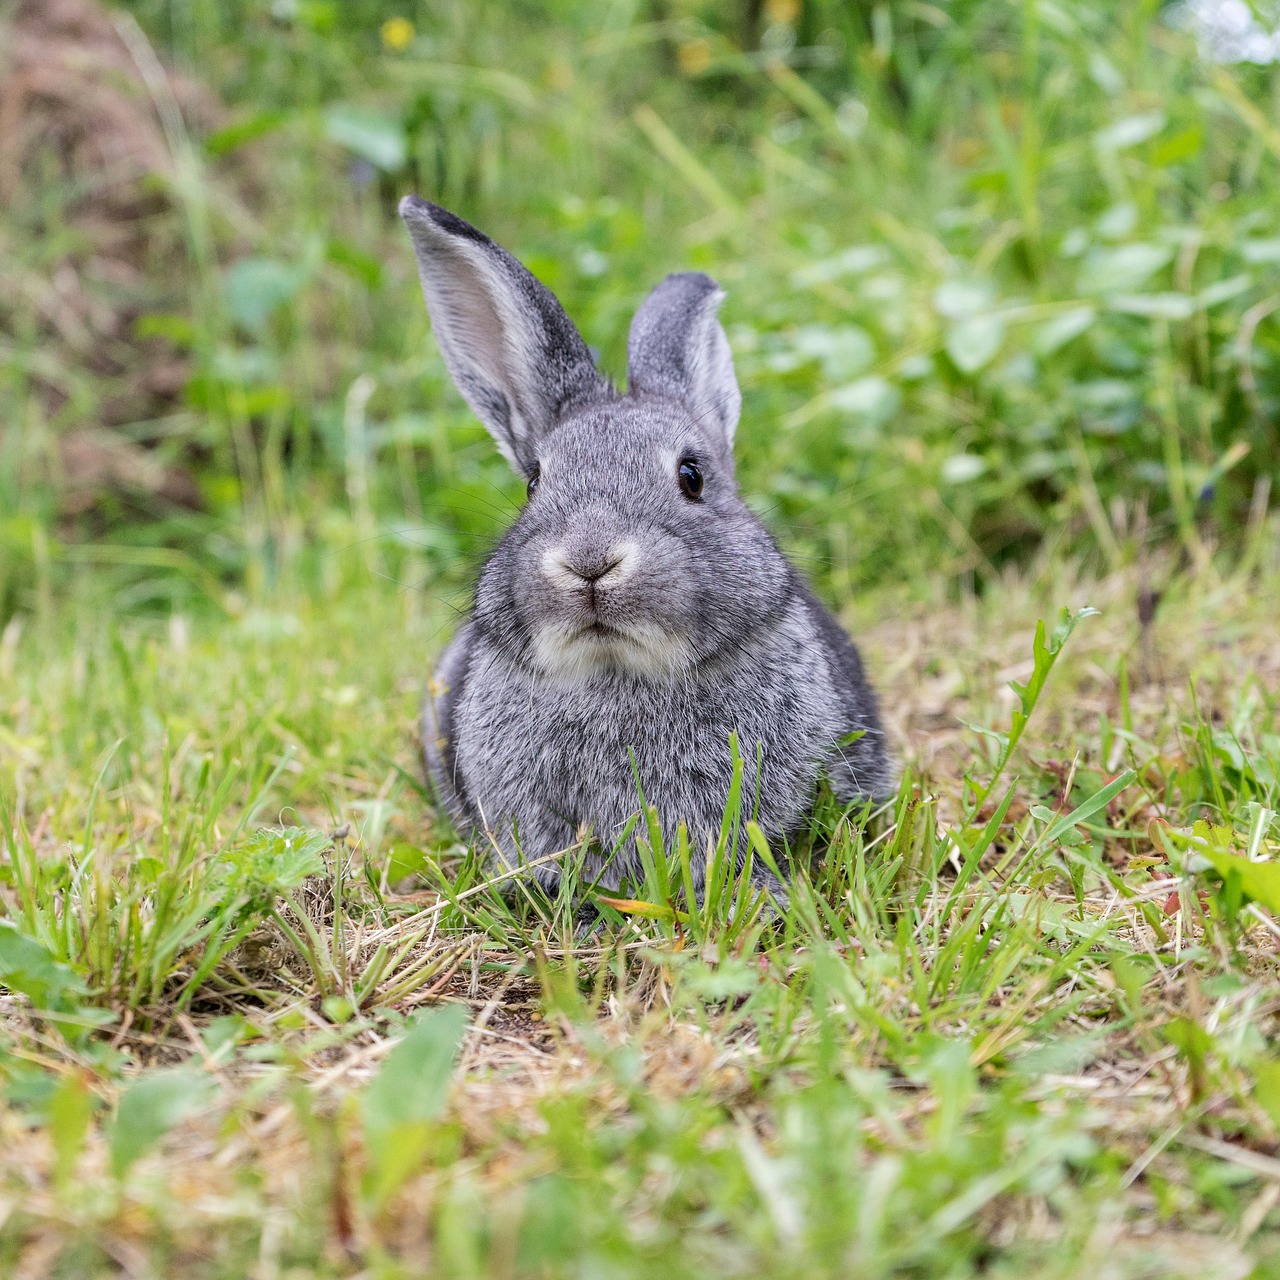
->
[401,196,891,897]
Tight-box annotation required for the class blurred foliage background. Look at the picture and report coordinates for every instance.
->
[2,0,1278,623]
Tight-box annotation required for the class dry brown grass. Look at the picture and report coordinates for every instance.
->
[0,0,224,515]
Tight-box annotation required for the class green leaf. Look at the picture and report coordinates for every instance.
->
[595,895,689,922]
[322,995,355,1024]
[933,279,994,318]
[1096,203,1137,239]
[362,1004,468,1204]
[789,324,875,380]
[1198,275,1253,308]
[1107,293,1195,320]
[0,923,87,1013]
[1095,111,1165,151]
[386,842,431,884]
[49,1072,95,1189]
[223,259,305,336]
[1034,306,1096,356]
[1041,770,1135,847]
[1110,954,1146,1013]
[363,1004,467,1149]
[829,375,898,420]
[110,1068,213,1178]
[920,1038,976,1146]
[1164,1018,1211,1057]
[223,827,329,896]
[133,312,198,346]
[1241,239,1280,264]
[1008,608,1097,724]
[205,110,288,157]
[326,238,384,290]
[1191,833,1280,916]
[297,1,337,33]
[967,607,1097,820]
[790,245,886,286]
[941,453,987,484]
[1078,243,1172,294]
[324,106,406,171]
[200,1015,252,1063]
[945,314,1004,374]
[1253,1060,1280,1133]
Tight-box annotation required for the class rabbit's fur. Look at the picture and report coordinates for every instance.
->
[401,196,891,895]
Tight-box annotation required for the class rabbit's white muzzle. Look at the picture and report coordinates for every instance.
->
[532,537,692,681]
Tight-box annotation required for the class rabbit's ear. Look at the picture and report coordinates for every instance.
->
[399,196,606,472]
[627,272,741,444]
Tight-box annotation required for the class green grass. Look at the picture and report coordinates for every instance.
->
[5,0,1280,1274]
[2,544,1280,1276]
[4,0,1280,612]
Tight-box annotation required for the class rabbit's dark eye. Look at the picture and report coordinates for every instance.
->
[526,464,540,499]
[677,458,703,501]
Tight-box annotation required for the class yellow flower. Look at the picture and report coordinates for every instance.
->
[544,56,574,93]
[764,0,800,25]
[380,16,414,51]
[676,37,713,77]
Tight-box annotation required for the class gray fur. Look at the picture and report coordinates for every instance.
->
[403,198,892,895]
[399,196,610,472]
[628,273,742,443]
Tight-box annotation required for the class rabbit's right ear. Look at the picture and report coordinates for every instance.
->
[627,272,741,445]
[399,196,606,473]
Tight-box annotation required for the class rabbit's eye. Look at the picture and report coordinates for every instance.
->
[677,458,703,501]
[526,464,541,499]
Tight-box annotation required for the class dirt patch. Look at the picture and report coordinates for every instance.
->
[0,0,220,515]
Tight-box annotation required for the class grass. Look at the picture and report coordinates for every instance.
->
[5,0,1280,614]
[2,536,1280,1276]
[4,0,1280,1274]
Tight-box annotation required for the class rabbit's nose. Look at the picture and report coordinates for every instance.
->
[542,541,639,589]
[572,555,621,584]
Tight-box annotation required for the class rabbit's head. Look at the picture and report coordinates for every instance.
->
[401,197,791,682]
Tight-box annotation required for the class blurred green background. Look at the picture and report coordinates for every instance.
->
[3,0,1277,623]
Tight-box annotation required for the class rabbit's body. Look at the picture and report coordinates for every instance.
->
[426,555,883,893]
[401,198,890,894]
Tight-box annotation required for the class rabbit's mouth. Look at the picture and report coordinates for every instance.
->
[530,617,694,682]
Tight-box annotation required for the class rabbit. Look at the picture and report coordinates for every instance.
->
[400,195,892,899]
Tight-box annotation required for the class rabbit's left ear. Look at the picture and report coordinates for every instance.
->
[399,196,607,474]
[627,272,741,443]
